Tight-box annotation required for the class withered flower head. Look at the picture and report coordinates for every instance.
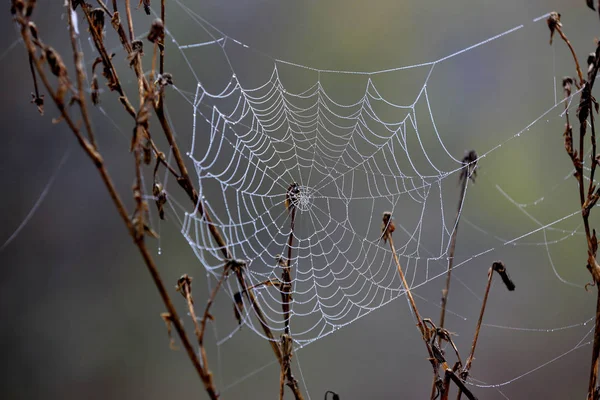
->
[284,182,300,213]
[381,211,395,244]
[147,18,164,44]
[546,11,562,45]
[460,149,478,183]
[563,76,574,97]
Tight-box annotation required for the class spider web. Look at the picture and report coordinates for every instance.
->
[19,1,597,398]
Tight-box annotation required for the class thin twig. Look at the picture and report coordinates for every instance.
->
[457,262,514,400]
[177,270,227,400]
[28,53,44,115]
[381,213,438,380]
[439,163,468,335]
[66,2,97,148]
[124,0,135,41]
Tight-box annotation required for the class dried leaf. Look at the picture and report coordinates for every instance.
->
[153,182,167,220]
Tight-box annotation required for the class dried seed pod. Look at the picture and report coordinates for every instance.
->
[460,149,478,183]
[142,138,152,165]
[147,18,164,44]
[381,211,395,244]
[546,11,562,45]
[128,40,144,66]
[563,76,574,98]
[45,47,67,78]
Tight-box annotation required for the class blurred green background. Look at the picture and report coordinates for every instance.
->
[2,1,600,399]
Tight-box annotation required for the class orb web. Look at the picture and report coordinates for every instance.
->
[19,2,597,398]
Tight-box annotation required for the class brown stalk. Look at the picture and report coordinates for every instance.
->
[177,269,230,400]
[15,7,206,389]
[382,212,477,399]
[456,262,514,400]
[433,150,477,399]
[277,183,304,400]
[549,12,600,399]
[159,0,165,76]
[382,214,438,381]
[80,3,136,118]
[66,5,97,148]
[124,0,135,41]
[439,154,472,336]
[28,53,44,115]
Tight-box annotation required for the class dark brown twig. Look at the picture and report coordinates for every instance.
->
[28,53,44,115]
[551,15,600,396]
[439,150,478,337]
[434,150,477,399]
[381,213,440,388]
[177,268,231,400]
[456,261,514,400]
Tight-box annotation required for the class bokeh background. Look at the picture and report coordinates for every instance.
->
[2,1,600,399]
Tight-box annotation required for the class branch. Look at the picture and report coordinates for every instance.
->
[14,4,206,392]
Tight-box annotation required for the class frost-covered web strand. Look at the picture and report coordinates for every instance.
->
[0,148,71,253]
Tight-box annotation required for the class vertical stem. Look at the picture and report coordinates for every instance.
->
[160,0,165,76]
[124,0,134,41]
[439,175,468,335]
[283,206,296,334]
[456,267,494,400]
[589,285,600,399]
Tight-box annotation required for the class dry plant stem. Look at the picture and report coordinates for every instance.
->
[66,5,96,148]
[444,370,477,400]
[432,165,468,399]
[439,172,468,333]
[555,24,600,398]
[124,0,135,41]
[17,13,206,388]
[180,272,226,400]
[283,206,296,333]
[387,236,436,374]
[555,25,585,85]
[28,53,42,112]
[278,204,303,400]
[456,265,494,400]
[80,6,136,118]
[160,0,165,76]
[233,267,282,364]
